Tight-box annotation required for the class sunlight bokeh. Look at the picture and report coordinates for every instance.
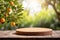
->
[22,0,42,17]
[22,0,53,17]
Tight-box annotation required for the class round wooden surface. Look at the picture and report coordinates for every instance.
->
[16,28,53,36]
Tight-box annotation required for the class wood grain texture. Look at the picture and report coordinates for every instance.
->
[0,30,60,38]
[16,28,52,36]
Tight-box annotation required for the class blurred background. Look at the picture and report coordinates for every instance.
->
[0,0,60,30]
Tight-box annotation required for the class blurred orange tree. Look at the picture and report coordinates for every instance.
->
[0,0,23,30]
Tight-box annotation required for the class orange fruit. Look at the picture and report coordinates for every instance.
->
[10,1,14,6]
[11,22,16,26]
[0,18,5,23]
[7,8,11,12]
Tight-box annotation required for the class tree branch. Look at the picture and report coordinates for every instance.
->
[48,0,60,21]
[48,0,60,15]
[45,0,60,21]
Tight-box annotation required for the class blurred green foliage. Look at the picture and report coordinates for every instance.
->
[19,8,60,30]
[0,0,60,30]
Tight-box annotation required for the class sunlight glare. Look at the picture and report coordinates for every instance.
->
[22,0,42,17]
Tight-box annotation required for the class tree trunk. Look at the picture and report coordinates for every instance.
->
[56,12,60,21]
[52,4,60,21]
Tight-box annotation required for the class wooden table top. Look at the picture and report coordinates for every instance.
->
[0,30,60,38]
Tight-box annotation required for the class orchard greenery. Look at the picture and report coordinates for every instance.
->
[0,0,23,30]
[0,0,60,30]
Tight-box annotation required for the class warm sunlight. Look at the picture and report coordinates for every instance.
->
[22,0,42,17]
[22,0,53,17]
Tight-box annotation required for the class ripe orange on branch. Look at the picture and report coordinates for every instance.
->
[7,8,12,12]
[0,18,5,23]
[10,1,14,6]
[11,22,16,26]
